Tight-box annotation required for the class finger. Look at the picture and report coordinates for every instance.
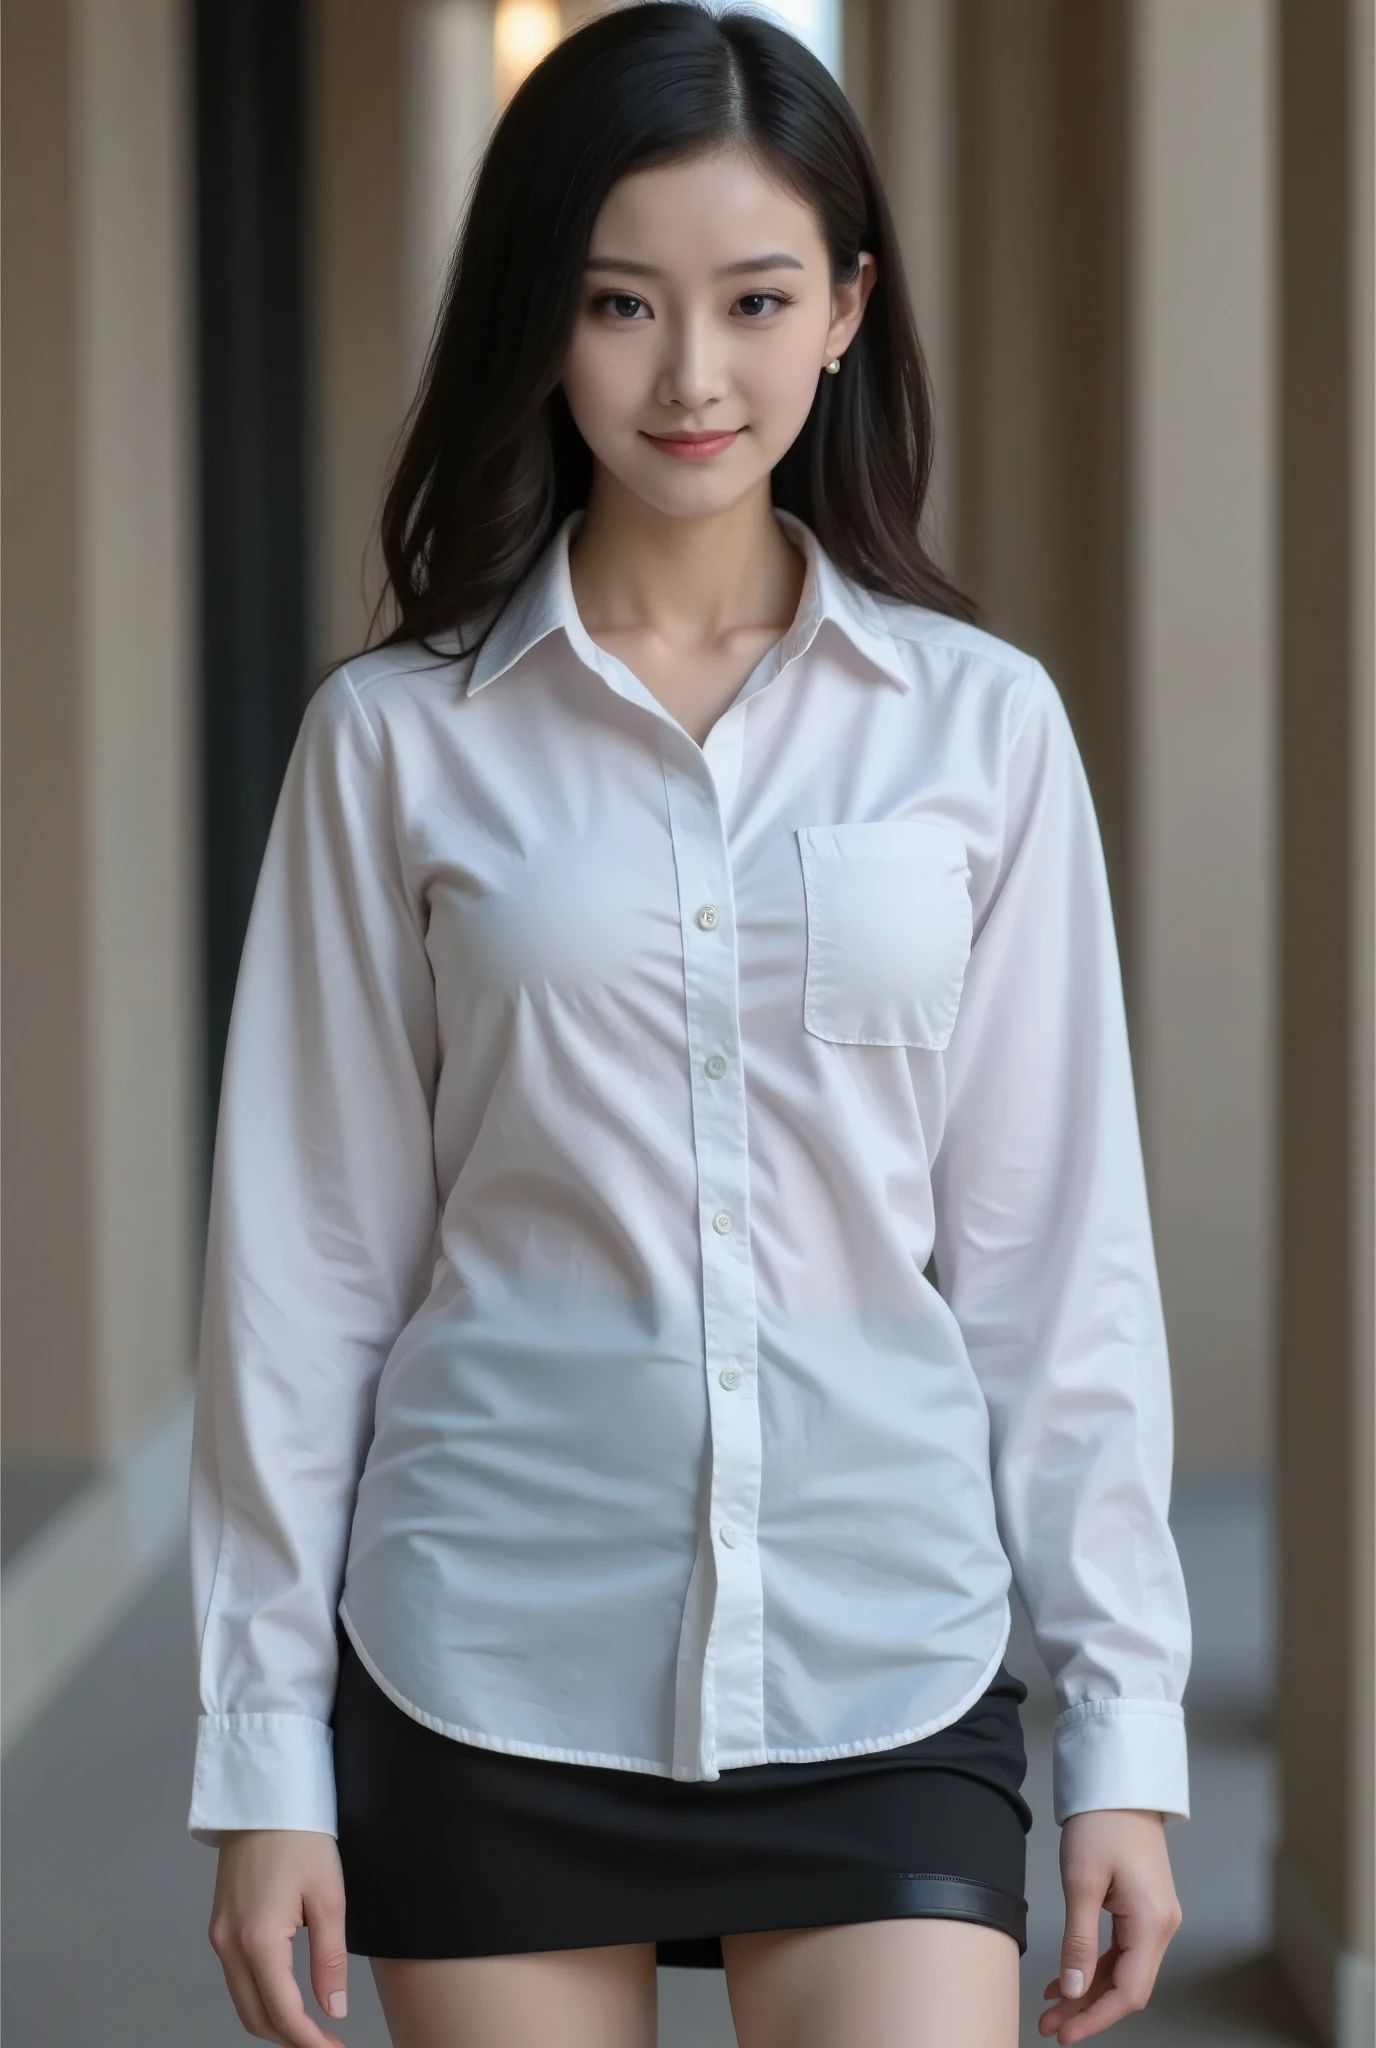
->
[242,1924,344,2048]
[1057,1863,1106,2003]
[218,1950,278,2042]
[1042,1946,1116,2004]
[305,1878,350,2023]
[210,1915,281,2043]
[1052,1931,1164,2044]
[1037,1948,1117,2038]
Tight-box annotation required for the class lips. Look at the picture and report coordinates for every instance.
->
[642,428,742,462]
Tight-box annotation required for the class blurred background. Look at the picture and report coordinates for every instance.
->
[2,1,1373,2044]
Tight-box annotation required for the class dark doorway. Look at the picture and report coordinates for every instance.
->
[192,0,312,1219]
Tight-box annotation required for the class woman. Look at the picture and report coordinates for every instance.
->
[190,8,1191,2046]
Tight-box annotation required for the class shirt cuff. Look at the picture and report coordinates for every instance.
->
[188,1713,338,1845]
[1052,1699,1189,1824]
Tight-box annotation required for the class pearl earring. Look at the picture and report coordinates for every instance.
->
[824,358,842,375]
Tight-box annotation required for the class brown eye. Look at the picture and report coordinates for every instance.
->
[735,292,788,319]
[597,292,650,320]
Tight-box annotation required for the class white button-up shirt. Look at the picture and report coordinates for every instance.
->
[187,510,1192,1845]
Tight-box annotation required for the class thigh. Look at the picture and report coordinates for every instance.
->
[370,1942,658,2048]
[721,1917,1020,2048]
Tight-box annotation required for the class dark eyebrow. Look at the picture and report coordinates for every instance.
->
[717,252,806,276]
[584,252,806,278]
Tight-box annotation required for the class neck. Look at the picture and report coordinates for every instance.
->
[567,469,805,648]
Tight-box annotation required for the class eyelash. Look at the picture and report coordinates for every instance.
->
[591,290,793,322]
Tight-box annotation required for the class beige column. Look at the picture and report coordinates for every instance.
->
[1128,0,1277,1473]
[405,0,497,396]
[1,0,197,1464]
[859,0,958,562]
[938,0,1277,1476]
[1273,1,1376,2038]
[948,0,1132,935]
[312,0,496,669]
[312,0,409,668]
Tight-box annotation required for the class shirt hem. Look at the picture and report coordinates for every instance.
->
[337,1596,1013,1781]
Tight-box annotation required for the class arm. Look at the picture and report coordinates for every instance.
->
[929,658,1191,2040]
[189,668,440,2041]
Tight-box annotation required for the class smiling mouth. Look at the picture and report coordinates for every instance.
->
[641,428,743,462]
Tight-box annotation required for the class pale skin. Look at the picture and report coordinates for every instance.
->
[209,144,1184,2048]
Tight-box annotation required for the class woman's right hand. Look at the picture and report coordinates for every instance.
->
[208,1829,350,2047]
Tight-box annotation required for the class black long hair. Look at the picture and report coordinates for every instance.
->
[371,0,974,655]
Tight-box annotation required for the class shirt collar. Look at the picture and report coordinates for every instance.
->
[465,508,910,696]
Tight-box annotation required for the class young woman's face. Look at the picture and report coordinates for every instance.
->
[561,145,875,520]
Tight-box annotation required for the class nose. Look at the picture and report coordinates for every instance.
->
[654,309,728,413]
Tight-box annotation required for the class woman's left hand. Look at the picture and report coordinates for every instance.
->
[1038,1808,1183,2042]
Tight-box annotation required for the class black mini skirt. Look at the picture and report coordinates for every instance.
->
[332,1627,1032,1966]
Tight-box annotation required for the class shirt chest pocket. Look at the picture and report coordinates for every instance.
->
[796,820,973,1050]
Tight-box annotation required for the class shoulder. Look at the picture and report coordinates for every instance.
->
[873,598,1044,697]
[867,596,1070,746]
[301,634,477,755]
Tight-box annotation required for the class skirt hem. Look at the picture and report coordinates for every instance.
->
[348,1871,1029,1964]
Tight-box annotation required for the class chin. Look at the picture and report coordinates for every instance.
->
[622,463,771,523]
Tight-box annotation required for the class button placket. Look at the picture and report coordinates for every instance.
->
[661,754,767,1775]
[700,697,747,812]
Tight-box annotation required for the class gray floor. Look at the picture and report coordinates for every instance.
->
[1,1463,95,1566]
[3,1475,1316,2047]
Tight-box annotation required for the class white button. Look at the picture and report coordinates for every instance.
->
[696,904,720,930]
[704,1054,728,1079]
[719,1523,741,1548]
[718,1366,743,1390]
[712,1210,733,1235]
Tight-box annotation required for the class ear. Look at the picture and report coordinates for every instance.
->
[824,251,878,367]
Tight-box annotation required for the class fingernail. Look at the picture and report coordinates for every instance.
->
[328,1991,348,2018]
[1061,1968,1085,1998]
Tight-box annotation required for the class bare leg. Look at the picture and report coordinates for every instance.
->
[370,1942,658,2048]
[722,1917,1020,2048]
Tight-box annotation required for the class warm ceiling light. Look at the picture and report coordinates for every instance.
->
[494,0,563,102]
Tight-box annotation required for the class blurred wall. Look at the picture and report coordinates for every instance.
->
[846,0,958,557]
[313,0,497,672]
[1129,0,1276,1474]
[2,0,197,1463]
[313,0,409,670]
[861,0,1276,1474]
[405,0,497,392]
[1273,0,1376,2033]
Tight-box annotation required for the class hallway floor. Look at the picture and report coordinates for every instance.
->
[4,1476,1316,2046]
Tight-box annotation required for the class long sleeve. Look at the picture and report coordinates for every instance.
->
[187,669,440,1844]
[930,657,1192,1825]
